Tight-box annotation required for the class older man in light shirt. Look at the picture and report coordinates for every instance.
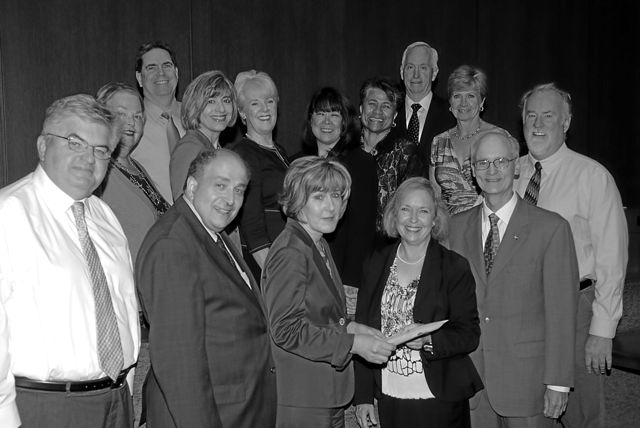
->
[0,94,139,428]
[515,83,628,427]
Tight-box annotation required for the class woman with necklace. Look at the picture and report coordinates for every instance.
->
[170,70,237,201]
[355,177,482,428]
[96,82,170,263]
[229,70,289,277]
[359,77,426,233]
[430,65,517,215]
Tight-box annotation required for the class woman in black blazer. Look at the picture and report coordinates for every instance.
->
[354,177,483,428]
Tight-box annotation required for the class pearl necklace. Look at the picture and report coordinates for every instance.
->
[451,124,482,140]
[396,246,426,265]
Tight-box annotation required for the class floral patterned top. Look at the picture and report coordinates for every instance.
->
[380,256,433,399]
[430,129,481,215]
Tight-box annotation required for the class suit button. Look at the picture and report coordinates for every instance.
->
[339,317,345,326]
[484,317,490,322]
[270,367,276,374]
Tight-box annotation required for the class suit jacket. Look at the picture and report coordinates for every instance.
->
[261,219,355,409]
[448,197,578,417]
[391,93,455,172]
[354,239,483,404]
[136,197,276,428]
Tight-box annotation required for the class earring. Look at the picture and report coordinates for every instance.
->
[480,106,485,112]
[448,106,453,112]
[392,120,396,128]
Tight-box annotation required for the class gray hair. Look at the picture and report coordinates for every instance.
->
[471,131,520,161]
[399,41,439,78]
[520,82,572,121]
[234,70,279,112]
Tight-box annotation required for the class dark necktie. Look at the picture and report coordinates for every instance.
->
[483,213,501,276]
[71,202,124,381]
[523,161,542,205]
[407,103,421,144]
[214,233,237,267]
[161,112,180,153]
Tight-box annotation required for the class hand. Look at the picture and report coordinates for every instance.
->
[347,322,385,339]
[400,323,431,350]
[352,334,395,364]
[585,334,612,375]
[355,403,378,427]
[543,389,568,419]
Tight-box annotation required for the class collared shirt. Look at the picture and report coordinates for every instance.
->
[183,197,251,288]
[0,166,140,426]
[404,91,433,141]
[480,192,569,393]
[131,98,185,203]
[515,143,628,338]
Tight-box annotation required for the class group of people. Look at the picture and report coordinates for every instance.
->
[0,37,628,428]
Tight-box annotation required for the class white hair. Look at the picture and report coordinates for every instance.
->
[400,41,439,78]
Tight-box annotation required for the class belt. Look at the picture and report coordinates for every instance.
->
[15,367,131,392]
[580,279,594,291]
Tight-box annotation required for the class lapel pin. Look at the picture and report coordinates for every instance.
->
[513,235,519,240]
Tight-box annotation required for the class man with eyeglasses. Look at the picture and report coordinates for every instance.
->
[515,83,628,428]
[132,40,185,203]
[0,94,139,428]
[449,132,578,427]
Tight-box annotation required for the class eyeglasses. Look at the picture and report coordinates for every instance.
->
[45,133,112,160]
[473,157,516,170]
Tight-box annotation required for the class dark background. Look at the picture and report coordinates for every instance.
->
[0,0,638,207]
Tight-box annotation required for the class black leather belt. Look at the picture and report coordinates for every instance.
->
[580,279,594,291]
[15,367,131,392]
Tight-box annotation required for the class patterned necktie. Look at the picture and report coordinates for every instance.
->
[71,202,123,381]
[161,112,180,153]
[483,213,501,276]
[523,161,542,205]
[407,103,421,144]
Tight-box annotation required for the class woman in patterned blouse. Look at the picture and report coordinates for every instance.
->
[358,77,425,233]
[96,82,170,263]
[430,65,515,215]
[355,177,482,428]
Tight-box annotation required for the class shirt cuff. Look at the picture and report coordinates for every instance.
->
[0,402,21,428]
[547,385,570,393]
[589,315,619,339]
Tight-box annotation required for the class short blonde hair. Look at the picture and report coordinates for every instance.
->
[382,177,449,242]
[279,156,352,221]
[234,69,279,112]
[447,65,488,99]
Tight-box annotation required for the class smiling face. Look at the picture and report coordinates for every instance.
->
[360,87,397,134]
[199,92,234,140]
[38,115,113,200]
[185,152,249,232]
[105,91,144,151]
[402,46,437,101]
[311,110,342,148]
[298,190,344,241]
[450,90,484,122]
[472,133,518,210]
[240,80,278,137]
[395,187,435,248]
[136,48,179,102]
[523,90,570,160]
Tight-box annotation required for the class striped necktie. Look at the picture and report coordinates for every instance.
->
[407,103,421,144]
[523,161,542,205]
[483,213,501,276]
[71,202,123,381]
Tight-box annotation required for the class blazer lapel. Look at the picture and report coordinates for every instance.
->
[463,206,487,284]
[413,239,442,322]
[366,244,397,329]
[490,197,531,277]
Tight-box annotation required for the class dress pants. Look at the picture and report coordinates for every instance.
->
[470,389,556,428]
[378,393,470,428]
[16,382,133,428]
[276,405,344,428]
[562,285,605,428]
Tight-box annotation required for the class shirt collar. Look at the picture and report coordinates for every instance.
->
[144,97,179,122]
[482,191,518,225]
[183,195,221,242]
[405,91,433,113]
[526,142,569,174]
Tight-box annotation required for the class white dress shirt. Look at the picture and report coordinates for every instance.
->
[0,166,140,427]
[515,143,628,338]
[131,98,185,203]
[404,92,433,142]
[481,192,569,393]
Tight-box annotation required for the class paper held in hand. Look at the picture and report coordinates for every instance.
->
[387,320,448,346]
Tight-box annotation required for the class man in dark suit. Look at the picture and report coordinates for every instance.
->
[136,149,276,428]
[391,41,455,172]
[449,132,578,427]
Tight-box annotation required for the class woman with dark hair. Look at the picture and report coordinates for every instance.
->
[262,156,395,428]
[359,77,425,232]
[298,87,377,309]
[170,70,237,200]
[355,177,482,428]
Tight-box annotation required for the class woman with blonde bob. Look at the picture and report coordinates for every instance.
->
[170,70,237,200]
[262,156,395,428]
[355,177,483,428]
